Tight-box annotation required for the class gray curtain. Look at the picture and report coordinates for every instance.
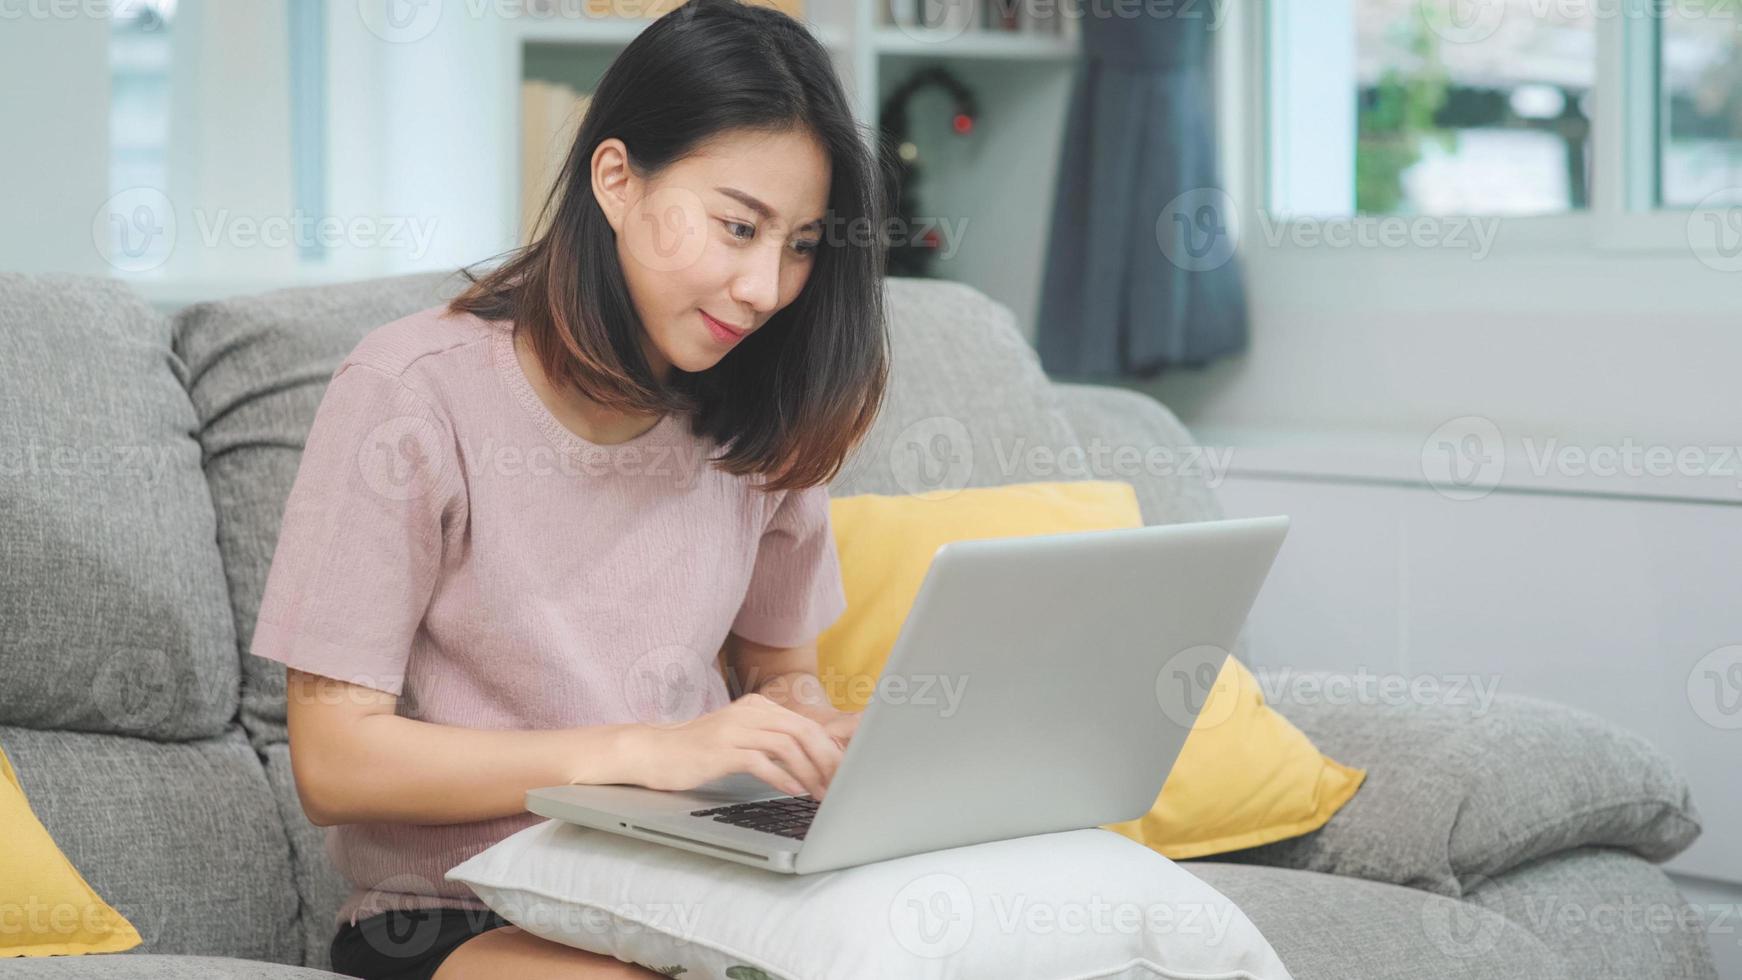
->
[1036,8,1248,380]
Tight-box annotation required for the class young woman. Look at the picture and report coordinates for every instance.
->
[249,1,890,977]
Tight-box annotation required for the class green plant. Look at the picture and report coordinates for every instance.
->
[1357,14,1456,213]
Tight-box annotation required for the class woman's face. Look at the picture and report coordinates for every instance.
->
[591,127,832,381]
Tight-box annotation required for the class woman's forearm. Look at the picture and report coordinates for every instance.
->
[748,669,842,723]
[300,714,644,827]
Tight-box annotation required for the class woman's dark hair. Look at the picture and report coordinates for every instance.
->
[449,0,891,493]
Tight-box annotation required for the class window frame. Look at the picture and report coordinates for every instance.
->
[1218,0,1736,259]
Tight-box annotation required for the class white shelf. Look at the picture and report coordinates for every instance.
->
[872,26,1077,60]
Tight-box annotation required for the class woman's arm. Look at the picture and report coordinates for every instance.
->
[285,667,643,827]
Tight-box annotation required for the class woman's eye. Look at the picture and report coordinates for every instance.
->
[723,220,755,241]
[793,239,820,257]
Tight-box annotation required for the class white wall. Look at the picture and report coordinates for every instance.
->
[1136,245,1742,452]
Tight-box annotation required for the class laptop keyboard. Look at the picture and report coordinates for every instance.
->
[689,795,820,839]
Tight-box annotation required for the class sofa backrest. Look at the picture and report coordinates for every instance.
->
[0,272,303,964]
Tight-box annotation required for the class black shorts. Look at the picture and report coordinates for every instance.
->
[328,907,513,980]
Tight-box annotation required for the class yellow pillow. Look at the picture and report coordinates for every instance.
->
[817,480,1366,860]
[0,742,142,957]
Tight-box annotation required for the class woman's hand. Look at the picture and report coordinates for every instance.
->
[619,692,846,799]
[819,708,861,750]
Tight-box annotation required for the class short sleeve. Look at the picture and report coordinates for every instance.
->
[730,483,849,648]
[249,362,463,697]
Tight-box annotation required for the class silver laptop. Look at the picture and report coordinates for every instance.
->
[525,514,1290,875]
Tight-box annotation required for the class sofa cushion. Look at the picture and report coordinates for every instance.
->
[171,271,469,750]
[0,273,238,740]
[1186,860,1569,980]
[2,955,339,978]
[0,741,142,956]
[1463,847,1719,980]
[829,278,1082,498]
[1207,669,1702,898]
[0,725,301,965]
[262,742,347,972]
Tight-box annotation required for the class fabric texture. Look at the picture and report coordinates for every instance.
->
[1214,669,1703,897]
[818,481,1364,861]
[0,957,341,978]
[1191,845,1721,980]
[246,305,847,930]
[0,272,238,740]
[0,741,142,957]
[1048,381,1225,527]
[1186,860,1570,980]
[1463,847,1720,980]
[0,725,301,964]
[260,743,349,972]
[446,820,1296,980]
[829,278,1083,498]
[1035,12,1248,378]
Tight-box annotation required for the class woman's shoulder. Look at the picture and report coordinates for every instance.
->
[343,305,499,379]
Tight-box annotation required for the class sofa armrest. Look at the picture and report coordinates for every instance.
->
[1196,668,1702,898]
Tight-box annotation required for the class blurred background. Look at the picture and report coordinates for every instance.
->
[4,0,1739,973]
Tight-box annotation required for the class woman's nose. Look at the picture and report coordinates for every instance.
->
[731,244,782,313]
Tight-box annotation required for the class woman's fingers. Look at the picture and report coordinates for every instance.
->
[759,707,848,790]
[822,711,860,747]
[740,728,830,798]
[738,749,806,797]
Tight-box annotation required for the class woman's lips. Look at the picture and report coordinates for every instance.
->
[701,310,748,344]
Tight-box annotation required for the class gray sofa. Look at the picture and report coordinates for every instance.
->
[0,269,1717,979]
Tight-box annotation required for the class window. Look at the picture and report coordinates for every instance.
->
[1661,4,1742,207]
[1267,0,1741,219]
[106,0,175,273]
[1360,0,1594,215]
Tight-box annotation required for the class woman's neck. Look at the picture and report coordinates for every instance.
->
[513,328,665,445]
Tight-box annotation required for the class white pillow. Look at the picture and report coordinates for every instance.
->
[446,818,1294,980]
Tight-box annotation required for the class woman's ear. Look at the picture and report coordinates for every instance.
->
[591,138,634,234]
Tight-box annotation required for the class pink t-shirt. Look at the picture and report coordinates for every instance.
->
[249,305,848,930]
